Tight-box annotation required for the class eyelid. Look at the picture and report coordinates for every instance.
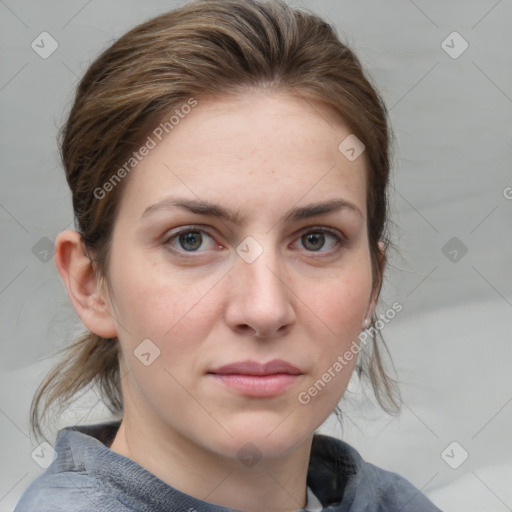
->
[296,225,346,240]
[163,224,215,241]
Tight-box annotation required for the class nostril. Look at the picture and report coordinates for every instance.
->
[236,324,268,338]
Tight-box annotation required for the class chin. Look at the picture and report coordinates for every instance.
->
[200,409,322,462]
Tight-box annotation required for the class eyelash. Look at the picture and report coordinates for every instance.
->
[162,224,347,259]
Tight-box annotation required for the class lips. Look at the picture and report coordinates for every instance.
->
[208,359,303,397]
[210,359,302,376]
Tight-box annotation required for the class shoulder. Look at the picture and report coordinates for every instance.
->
[309,434,443,511]
[362,462,442,512]
[14,421,128,512]
[13,470,125,512]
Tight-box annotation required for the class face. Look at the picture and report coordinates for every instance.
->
[103,91,375,459]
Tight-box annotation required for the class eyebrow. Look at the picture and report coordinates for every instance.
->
[141,197,364,223]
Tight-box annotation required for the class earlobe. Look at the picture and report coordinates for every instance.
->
[363,294,376,329]
[363,240,387,328]
[54,230,118,338]
[378,240,386,256]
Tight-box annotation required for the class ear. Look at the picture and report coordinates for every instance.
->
[363,240,387,328]
[54,230,118,338]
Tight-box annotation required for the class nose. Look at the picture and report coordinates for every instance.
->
[225,240,296,339]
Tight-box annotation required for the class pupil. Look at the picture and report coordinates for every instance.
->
[304,232,324,251]
[179,231,202,251]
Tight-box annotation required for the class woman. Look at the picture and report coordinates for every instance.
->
[15,0,442,510]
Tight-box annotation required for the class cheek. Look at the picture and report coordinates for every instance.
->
[110,266,222,365]
[298,262,372,404]
[309,264,372,340]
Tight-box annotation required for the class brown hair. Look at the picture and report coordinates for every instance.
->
[31,0,400,439]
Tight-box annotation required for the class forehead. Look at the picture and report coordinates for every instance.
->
[117,91,368,222]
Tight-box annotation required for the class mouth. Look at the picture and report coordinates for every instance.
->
[207,359,303,397]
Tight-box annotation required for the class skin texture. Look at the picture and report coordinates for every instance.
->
[55,91,381,512]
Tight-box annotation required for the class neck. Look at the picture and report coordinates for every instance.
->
[109,415,313,512]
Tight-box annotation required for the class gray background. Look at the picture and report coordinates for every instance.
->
[1,1,511,511]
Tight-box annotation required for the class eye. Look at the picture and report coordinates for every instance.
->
[294,228,344,253]
[164,227,218,253]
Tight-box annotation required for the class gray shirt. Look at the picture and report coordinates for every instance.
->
[14,420,442,511]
